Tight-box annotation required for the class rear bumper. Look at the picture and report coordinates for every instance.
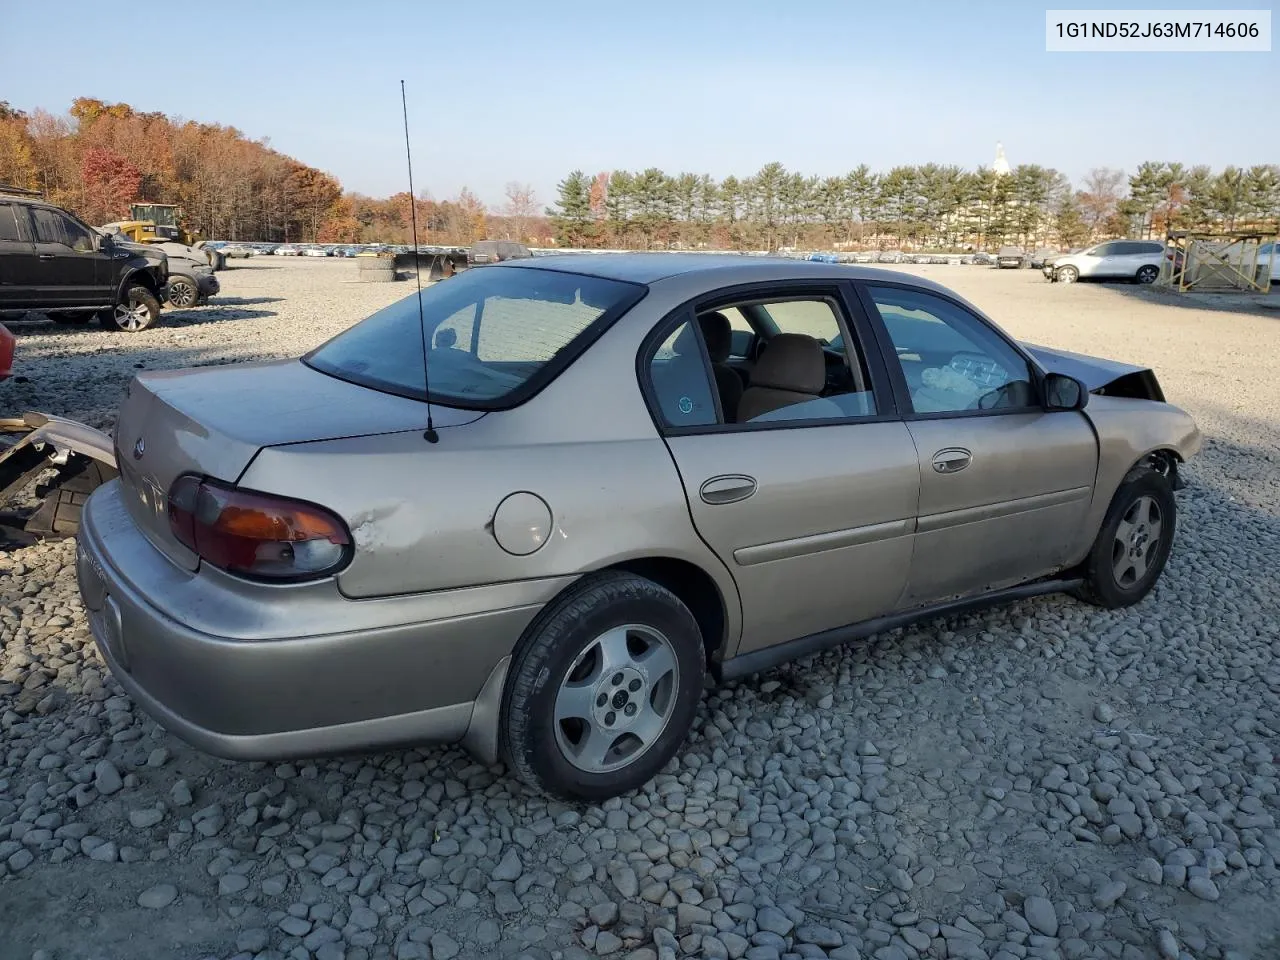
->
[76,481,568,761]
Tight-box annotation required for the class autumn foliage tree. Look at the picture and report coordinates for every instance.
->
[80,147,141,222]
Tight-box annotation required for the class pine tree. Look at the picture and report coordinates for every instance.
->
[548,170,593,247]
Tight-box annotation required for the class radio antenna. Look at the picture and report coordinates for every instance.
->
[401,79,438,443]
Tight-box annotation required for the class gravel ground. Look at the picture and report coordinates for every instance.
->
[1,259,1278,960]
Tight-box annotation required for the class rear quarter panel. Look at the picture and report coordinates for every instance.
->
[237,280,746,649]
[1069,395,1201,565]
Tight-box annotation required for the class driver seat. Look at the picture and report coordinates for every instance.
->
[737,333,826,421]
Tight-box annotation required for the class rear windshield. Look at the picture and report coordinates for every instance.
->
[304,266,645,408]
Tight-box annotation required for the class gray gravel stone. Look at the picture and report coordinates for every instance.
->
[1187,876,1220,901]
[137,884,178,909]
[1023,897,1058,937]
[756,906,794,937]
[1092,880,1126,908]
[93,760,123,795]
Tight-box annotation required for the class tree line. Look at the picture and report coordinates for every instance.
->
[0,98,543,246]
[549,162,1280,251]
[2,100,1276,251]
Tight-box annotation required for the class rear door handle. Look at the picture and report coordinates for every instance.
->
[932,448,972,474]
[700,475,757,505]
[38,254,55,260]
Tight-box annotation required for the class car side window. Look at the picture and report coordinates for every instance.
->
[31,209,65,246]
[0,204,20,242]
[31,209,95,252]
[867,286,1036,415]
[1090,242,1117,257]
[646,319,718,427]
[61,217,96,253]
[739,297,877,424]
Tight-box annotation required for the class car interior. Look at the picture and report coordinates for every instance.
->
[652,292,1036,427]
[684,299,876,424]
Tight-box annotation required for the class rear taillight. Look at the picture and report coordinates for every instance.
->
[167,475,351,582]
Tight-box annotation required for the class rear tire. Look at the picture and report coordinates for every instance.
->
[100,285,161,332]
[1136,265,1159,284]
[1075,466,1176,609]
[500,571,706,802]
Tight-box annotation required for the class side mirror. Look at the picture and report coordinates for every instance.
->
[1044,372,1088,411]
[98,233,113,251]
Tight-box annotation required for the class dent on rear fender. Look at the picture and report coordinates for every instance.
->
[347,503,412,553]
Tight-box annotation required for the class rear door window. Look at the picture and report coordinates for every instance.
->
[0,204,22,242]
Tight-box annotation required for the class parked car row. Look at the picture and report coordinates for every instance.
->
[205,241,471,259]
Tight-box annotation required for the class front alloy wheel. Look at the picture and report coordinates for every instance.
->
[1077,466,1176,609]
[167,277,198,308]
[1056,265,1079,283]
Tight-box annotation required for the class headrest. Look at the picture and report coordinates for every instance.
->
[698,312,732,363]
[750,333,825,394]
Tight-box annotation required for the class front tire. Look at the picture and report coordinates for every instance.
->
[500,571,706,801]
[1076,466,1176,609]
[1136,265,1159,284]
[1056,265,1080,283]
[101,285,161,332]
[166,277,199,308]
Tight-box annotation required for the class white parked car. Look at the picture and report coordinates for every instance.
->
[1044,240,1166,284]
[1257,242,1280,283]
[302,246,330,257]
[275,245,301,256]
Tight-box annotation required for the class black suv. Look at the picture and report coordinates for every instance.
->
[0,187,167,331]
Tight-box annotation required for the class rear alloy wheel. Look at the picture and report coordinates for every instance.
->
[501,571,705,801]
[1055,265,1079,283]
[1076,466,1176,609]
[166,277,199,308]
[102,285,161,332]
[1136,265,1159,284]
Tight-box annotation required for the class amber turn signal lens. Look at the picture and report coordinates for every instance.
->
[167,475,351,581]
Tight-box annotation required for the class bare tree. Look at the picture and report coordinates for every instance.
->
[1078,167,1125,239]
[502,181,538,242]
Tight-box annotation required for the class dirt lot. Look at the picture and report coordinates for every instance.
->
[1,258,1277,960]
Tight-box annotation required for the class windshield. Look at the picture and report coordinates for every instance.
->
[305,266,645,408]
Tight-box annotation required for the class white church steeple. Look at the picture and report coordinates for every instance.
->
[993,142,1011,176]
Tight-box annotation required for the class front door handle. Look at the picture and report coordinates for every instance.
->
[700,475,757,505]
[932,448,972,474]
[38,254,55,260]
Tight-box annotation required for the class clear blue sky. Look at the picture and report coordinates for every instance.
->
[2,0,1274,207]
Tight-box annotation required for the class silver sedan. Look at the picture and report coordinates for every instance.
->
[77,255,1200,800]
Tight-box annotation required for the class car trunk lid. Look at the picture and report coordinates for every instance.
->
[113,358,483,569]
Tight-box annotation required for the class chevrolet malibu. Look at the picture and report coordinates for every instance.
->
[76,255,1201,800]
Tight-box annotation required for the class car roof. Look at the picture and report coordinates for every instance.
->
[501,252,958,287]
